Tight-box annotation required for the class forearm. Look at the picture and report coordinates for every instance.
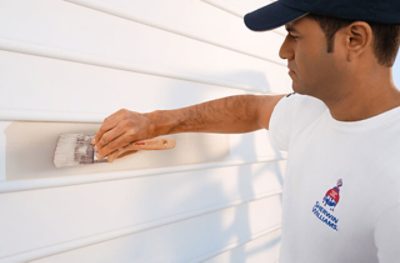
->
[146,94,283,136]
[94,94,283,159]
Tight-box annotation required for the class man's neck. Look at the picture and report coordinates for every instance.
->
[322,71,400,121]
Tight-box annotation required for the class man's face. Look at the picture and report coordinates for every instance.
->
[280,17,347,99]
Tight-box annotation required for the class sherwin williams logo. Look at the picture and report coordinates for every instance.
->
[312,179,343,231]
[323,179,343,211]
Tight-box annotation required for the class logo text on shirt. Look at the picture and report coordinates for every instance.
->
[312,179,343,231]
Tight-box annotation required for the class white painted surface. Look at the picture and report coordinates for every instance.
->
[0,122,11,181]
[0,0,290,262]
[394,55,400,88]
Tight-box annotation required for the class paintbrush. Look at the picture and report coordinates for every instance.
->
[53,133,176,168]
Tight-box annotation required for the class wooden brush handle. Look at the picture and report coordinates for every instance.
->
[106,137,176,162]
[130,137,176,150]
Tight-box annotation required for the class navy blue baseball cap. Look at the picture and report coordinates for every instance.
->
[244,0,400,31]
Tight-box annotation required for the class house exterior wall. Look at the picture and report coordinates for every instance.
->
[394,56,400,87]
[0,0,290,262]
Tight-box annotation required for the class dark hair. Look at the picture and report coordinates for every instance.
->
[308,14,400,67]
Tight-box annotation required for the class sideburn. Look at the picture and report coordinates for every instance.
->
[325,34,335,53]
[308,14,353,53]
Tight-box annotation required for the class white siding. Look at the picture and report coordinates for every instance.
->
[0,0,290,262]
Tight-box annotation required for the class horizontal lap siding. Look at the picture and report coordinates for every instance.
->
[0,0,289,119]
[203,229,282,263]
[0,50,251,121]
[31,198,281,263]
[0,0,289,262]
[0,162,285,261]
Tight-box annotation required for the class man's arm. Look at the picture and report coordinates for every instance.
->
[94,94,284,160]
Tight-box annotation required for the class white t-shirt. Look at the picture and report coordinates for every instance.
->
[269,94,400,263]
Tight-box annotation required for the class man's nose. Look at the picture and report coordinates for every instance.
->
[279,36,294,60]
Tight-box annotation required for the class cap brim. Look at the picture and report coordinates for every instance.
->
[244,1,308,31]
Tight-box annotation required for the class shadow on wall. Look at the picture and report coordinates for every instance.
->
[156,69,284,262]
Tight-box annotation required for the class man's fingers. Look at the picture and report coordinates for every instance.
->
[94,110,125,144]
[97,132,131,158]
[96,123,127,149]
[94,122,114,146]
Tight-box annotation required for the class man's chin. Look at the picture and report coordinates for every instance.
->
[292,83,306,95]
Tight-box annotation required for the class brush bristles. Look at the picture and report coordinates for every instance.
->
[53,133,97,168]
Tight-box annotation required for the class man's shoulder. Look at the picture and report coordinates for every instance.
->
[274,93,327,128]
[268,93,328,151]
[279,93,326,113]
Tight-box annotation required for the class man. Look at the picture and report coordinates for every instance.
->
[93,0,400,262]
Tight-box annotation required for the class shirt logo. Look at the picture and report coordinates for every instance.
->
[312,179,343,231]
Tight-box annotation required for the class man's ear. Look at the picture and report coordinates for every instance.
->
[342,21,373,62]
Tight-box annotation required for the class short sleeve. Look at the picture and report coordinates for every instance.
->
[374,204,400,263]
[268,93,326,151]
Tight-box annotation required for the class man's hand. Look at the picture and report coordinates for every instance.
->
[93,109,155,159]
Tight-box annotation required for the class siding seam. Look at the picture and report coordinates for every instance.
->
[192,225,281,262]
[200,0,286,37]
[0,159,286,194]
[64,0,286,66]
[0,38,266,93]
[0,108,106,123]
[200,0,244,18]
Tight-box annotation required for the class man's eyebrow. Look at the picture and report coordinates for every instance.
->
[285,24,299,33]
